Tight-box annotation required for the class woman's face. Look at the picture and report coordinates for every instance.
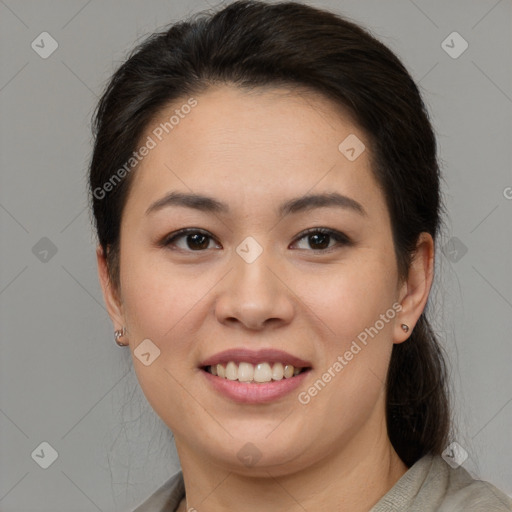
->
[101,85,415,475]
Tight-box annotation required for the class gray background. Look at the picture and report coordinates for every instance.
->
[0,0,511,510]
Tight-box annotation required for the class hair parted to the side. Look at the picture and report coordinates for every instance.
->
[88,0,450,467]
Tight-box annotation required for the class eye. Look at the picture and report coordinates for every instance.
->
[160,228,221,251]
[159,227,351,253]
[291,228,351,252]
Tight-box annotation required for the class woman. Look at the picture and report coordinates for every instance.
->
[88,1,512,510]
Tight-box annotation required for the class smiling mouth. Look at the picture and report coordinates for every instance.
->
[203,362,311,384]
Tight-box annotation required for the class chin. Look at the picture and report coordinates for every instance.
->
[194,428,317,475]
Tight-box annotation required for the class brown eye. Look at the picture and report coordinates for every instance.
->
[161,229,220,251]
[307,232,330,250]
[183,232,211,250]
[160,227,351,253]
[292,228,351,252]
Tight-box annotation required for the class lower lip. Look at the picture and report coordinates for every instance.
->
[201,369,311,404]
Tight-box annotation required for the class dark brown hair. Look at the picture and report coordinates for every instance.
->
[88,0,450,467]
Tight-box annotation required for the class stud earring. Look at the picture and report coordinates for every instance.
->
[401,324,409,333]
[115,327,128,346]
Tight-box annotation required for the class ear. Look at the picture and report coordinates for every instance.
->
[96,245,125,331]
[394,232,434,344]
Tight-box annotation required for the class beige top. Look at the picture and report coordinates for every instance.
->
[133,454,512,511]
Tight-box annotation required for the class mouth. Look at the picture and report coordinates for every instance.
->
[203,361,311,383]
[199,348,312,403]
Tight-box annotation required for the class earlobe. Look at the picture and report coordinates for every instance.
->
[96,245,125,331]
[394,233,435,344]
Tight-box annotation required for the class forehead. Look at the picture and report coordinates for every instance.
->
[124,84,383,219]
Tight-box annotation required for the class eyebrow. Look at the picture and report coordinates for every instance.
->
[145,191,366,217]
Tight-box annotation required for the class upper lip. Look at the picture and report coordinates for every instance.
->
[200,348,312,368]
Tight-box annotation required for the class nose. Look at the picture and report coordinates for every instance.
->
[214,244,295,331]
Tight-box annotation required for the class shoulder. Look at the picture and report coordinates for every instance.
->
[132,471,185,512]
[437,461,512,512]
[371,454,512,512]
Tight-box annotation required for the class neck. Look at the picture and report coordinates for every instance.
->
[175,406,408,511]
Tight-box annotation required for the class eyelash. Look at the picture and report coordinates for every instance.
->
[159,227,352,253]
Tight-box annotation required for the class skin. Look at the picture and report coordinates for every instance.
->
[97,85,434,511]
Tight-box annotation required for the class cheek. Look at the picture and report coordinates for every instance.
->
[296,255,398,342]
[120,247,201,338]
[296,253,398,410]
[293,275,396,452]
[122,255,209,432]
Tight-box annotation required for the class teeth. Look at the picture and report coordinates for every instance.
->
[238,362,254,382]
[208,362,304,383]
[226,361,238,380]
[271,362,284,381]
[254,363,272,383]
